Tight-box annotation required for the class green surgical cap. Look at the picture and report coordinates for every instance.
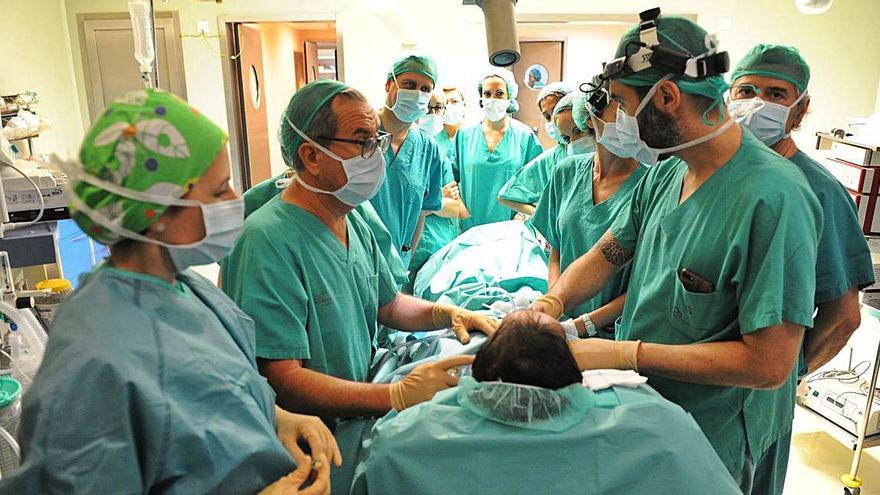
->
[478,68,520,113]
[731,44,810,94]
[387,53,438,85]
[75,89,227,245]
[573,75,610,132]
[280,79,350,166]
[537,81,573,105]
[551,92,576,124]
[613,15,728,103]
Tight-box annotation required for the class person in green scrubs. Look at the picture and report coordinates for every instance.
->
[532,77,647,338]
[221,80,498,426]
[3,89,340,495]
[729,44,875,375]
[530,13,822,495]
[407,86,470,289]
[498,91,595,216]
[242,172,409,288]
[371,54,448,266]
[453,68,544,230]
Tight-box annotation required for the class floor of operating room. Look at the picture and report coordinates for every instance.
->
[194,263,880,493]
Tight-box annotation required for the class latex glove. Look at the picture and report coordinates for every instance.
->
[442,181,460,200]
[432,304,500,344]
[259,456,330,495]
[568,338,641,371]
[531,294,564,320]
[389,354,475,411]
[276,407,342,468]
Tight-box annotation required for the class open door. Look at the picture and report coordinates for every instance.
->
[233,23,272,189]
[304,40,319,83]
[512,40,564,148]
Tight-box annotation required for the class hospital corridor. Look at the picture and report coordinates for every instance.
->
[1,0,880,494]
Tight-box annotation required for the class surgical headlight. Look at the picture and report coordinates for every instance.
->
[601,7,730,81]
[578,80,610,115]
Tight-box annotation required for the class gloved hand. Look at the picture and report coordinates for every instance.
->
[531,294,564,320]
[259,455,330,495]
[389,354,475,411]
[275,407,342,469]
[568,338,641,371]
[432,304,500,344]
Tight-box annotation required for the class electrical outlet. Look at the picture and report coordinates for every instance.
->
[196,21,210,35]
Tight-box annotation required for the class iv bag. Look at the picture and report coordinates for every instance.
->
[128,1,155,75]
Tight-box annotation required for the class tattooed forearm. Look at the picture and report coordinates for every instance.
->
[598,233,633,266]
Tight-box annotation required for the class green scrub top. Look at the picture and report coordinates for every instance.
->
[609,130,822,477]
[408,158,460,284]
[243,173,408,288]
[433,128,456,165]
[453,119,544,231]
[498,144,569,204]
[789,150,874,302]
[370,125,444,266]
[532,154,647,318]
[4,267,294,493]
[221,196,399,386]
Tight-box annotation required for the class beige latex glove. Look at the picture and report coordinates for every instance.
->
[531,294,564,320]
[568,338,641,371]
[276,407,342,469]
[432,304,500,344]
[259,456,330,495]
[389,354,475,411]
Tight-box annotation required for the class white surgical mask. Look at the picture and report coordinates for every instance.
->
[567,135,596,156]
[386,73,431,123]
[482,98,509,122]
[727,91,807,146]
[545,121,566,145]
[419,114,444,135]
[592,76,733,165]
[443,102,465,125]
[56,157,244,272]
[286,117,386,207]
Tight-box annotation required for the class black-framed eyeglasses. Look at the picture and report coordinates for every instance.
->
[316,130,392,158]
[427,104,446,114]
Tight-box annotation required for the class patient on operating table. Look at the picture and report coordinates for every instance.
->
[355,309,741,495]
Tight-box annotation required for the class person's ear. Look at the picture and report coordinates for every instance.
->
[297,143,323,177]
[654,80,682,113]
[791,96,810,131]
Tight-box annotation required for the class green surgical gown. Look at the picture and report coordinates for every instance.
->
[243,173,408,288]
[370,126,444,266]
[609,129,822,482]
[453,119,543,231]
[498,144,569,204]
[408,156,460,286]
[2,267,293,494]
[532,154,647,318]
[433,128,456,164]
[221,196,398,386]
[356,384,741,495]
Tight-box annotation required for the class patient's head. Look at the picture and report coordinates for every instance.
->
[472,310,582,389]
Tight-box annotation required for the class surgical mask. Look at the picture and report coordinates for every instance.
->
[286,117,386,207]
[482,98,509,122]
[728,91,808,146]
[56,157,244,272]
[545,121,566,145]
[419,114,444,135]
[567,135,596,156]
[443,102,465,125]
[387,73,431,123]
[592,76,734,165]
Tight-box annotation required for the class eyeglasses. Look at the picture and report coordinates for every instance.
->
[427,104,446,114]
[316,130,392,158]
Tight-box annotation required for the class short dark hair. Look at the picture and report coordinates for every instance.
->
[472,310,582,390]
[290,88,368,171]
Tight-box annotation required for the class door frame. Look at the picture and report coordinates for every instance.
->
[516,37,567,82]
[78,11,186,121]
[217,15,343,193]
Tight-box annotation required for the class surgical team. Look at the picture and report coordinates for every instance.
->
[0,9,874,495]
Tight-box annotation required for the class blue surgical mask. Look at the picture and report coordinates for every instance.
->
[567,135,596,156]
[443,102,466,125]
[482,98,509,122]
[545,121,566,144]
[592,76,734,165]
[727,91,807,146]
[419,114,444,135]
[387,73,431,123]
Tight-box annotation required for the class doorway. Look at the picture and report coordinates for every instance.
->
[223,20,340,192]
[511,40,564,149]
[78,12,187,122]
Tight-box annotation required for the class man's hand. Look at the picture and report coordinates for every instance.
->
[389,355,476,411]
[432,304,500,343]
[276,408,342,468]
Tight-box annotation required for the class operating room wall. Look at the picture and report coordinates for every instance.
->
[0,0,84,156]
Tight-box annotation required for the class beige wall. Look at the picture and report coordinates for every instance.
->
[0,0,84,157]
[258,23,299,176]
